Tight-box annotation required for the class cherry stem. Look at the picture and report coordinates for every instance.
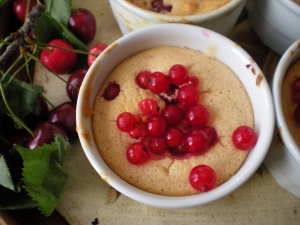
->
[1,55,24,83]
[0,83,34,137]
[71,0,79,13]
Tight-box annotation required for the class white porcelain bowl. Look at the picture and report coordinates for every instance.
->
[264,39,300,198]
[76,24,275,208]
[246,0,300,55]
[109,0,246,36]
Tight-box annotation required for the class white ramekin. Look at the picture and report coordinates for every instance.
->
[109,0,246,36]
[246,0,300,55]
[76,24,275,208]
[264,39,300,198]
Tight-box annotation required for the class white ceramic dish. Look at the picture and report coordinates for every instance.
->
[264,38,300,198]
[246,0,300,55]
[109,0,246,36]
[76,24,275,208]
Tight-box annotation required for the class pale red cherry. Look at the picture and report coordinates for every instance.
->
[145,116,166,137]
[116,112,136,132]
[168,64,188,86]
[160,104,184,127]
[148,136,168,155]
[135,70,151,89]
[165,127,184,148]
[232,126,257,150]
[187,76,199,87]
[138,98,159,116]
[185,104,209,128]
[177,85,199,107]
[148,72,170,94]
[189,165,216,192]
[184,129,208,155]
[126,142,149,165]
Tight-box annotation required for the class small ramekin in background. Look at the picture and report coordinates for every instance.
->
[76,24,274,208]
[264,39,300,198]
[109,0,246,36]
[246,0,300,55]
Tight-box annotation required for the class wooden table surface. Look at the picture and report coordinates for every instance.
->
[2,0,300,224]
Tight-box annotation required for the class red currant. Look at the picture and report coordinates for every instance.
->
[292,91,300,103]
[160,104,184,127]
[148,137,168,155]
[129,127,143,139]
[116,112,136,132]
[148,72,170,94]
[232,126,257,150]
[138,98,159,116]
[292,77,300,92]
[145,116,167,137]
[135,70,151,89]
[187,76,199,87]
[126,142,149,165]
[184,129,208,155]
[169,143,189,155]
[177,85,199,107]
[165,127,184,148]
[294,105,300,124]
[185,104,209,128]
[189,165,216,192]
[199,126,218,146]
[168,64,188,86]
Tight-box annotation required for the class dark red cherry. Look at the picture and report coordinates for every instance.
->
[47,102,77,140]
[66,68,88,102]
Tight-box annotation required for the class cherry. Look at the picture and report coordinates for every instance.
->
[294,105,300,124]
[292,77,300,92]
[68,8,96,44]
[47,102,77,140]
[135,70,151,89]
[129,127,143,139]
[189,165,216,192]
[66,68,88,102]
[148,136,168,155]
[87,43,108,67]
[187,76,199,87]
[138,98,159,116]
[116,112,136,132]
[27,121,68,149]
[184,129,208,155]
[40,39,77,75]
[145,116,166,137]
[152,0,172,13]
[168,64,188,86]
[232,126,257,150]
[148,72,170,94]
[160,104,184,127]
[185,104,209,128]
[13,0,37,22]
[101,82,120,101]
[165,127,184,148]
[24,96,49,129]
[292,91,300,103]
[177,85,199,107]
[126,142,149,165]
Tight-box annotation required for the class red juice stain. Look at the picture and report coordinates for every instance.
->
[102,82,120,101]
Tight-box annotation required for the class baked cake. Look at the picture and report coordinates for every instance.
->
[92,46,254,196]
[281,58,300,148]
[126,0,231,16]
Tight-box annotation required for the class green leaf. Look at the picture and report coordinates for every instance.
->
[61,23,88,51]
[0,155,19,192]
[16,134,71,216]
[0,78,44,122]
[44,0,72,27]
[36,11,63,44]
[0,0,8,8]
